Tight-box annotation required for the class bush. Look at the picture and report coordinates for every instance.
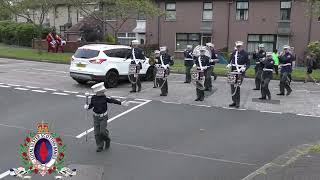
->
[104,33,116,44]
[0,21,51,46]
[308,41,320,61]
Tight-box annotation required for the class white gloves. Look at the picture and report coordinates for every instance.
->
[240,66,246,72]
[84,104,89,110]
[162,64,169,69]
[193,64,196,68]
[226,64,231,68]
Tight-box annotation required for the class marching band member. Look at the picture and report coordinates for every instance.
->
[129,40,145,93]
[155,46,173,96]
[153,50,161,88]
[55,34,65,53]
[259,52,274,100]
[194,47,210,101]
[46,31,56,53]
[184,45,194,83]
[277,45,293,96]
[227,41,249,108]
[206,43,219,89]
[84,82,127,152]
[252,44,266,90]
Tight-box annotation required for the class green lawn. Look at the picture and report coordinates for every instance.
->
[0,43,72,63]
[0,43,319,81]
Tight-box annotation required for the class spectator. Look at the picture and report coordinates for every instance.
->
[46,31,56,53]
[272,49,279,75]
[55,34,65,53]
[304,54,317,84]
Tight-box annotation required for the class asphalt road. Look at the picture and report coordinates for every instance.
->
[0,58,320,180]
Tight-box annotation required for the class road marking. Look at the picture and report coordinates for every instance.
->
[7,84,20,87]
[190,104,211,108]
[12,69,68,78]
[25,86,40,89]
[161,101,181,105]
[31,90,46,93]
[14,87,29,91]
[318,104,320,108]
[63,90,79,94]
[112,141,256,166]
[0,83,3,85]
[0,85,11,88]
[76,100,152,138]
[31,68,68,74]
[43,88,57,91]
[0,170,10,179]
[260,111,282,114]
[76,95,86,98]
[52,92,69,96]
[296,114,314,117]
[134,98,151,101]
[110,96,126,99]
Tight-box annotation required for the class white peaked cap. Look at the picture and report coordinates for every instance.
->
[235,41,244,46]
[160,46,167,52]
[131,40,139,45]
[154,50,160,54]
[200,46,207,51]
[187,45,193,49]
[91,82,106,93]
[258,44,265,48]
[283,45,290,49]
[206,43,214,47]
[266,52,273,56]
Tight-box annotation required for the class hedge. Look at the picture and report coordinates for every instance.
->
[0,21,51,47]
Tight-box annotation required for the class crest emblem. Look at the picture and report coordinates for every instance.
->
[10,122,76,179]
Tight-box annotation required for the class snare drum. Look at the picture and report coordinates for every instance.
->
[227,72,243,86]
[192,69,205,81]
[156,66,169,79]
[128,64,140,74]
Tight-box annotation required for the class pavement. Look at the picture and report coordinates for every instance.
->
[0,58,320,180]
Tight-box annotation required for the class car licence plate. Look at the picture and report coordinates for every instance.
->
[76,63,86,68]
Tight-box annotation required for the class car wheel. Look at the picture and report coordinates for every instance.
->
[105,70,119,88]
[145,66,154,81]
[75,79,88,85]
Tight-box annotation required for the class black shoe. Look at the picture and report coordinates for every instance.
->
[205,88,212,91]
[96,148,103,152]
[277,93,285,96]
[195,98,200,101]
[105,140,110,149]
[229,103,236,107]
[286,90,292,96]
[253,88,260,90]
[267,95,271,100]
[214,75,217,81]
[258,97,266,100]
[153,86,157,88]
[130,90,136,93]
[137,89,141,92]
[235,105,240,108]
[199,99,204,101]
[184,81,190,83]
[160,94,167,96]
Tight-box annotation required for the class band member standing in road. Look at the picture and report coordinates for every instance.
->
[227,41,249,108]
[84,82,127,152]
[155,47,174,96]
[129,40,145,93]
[304,54,317,84]
[252,44,266,90]
[152,50,160,88]
[194,47,210,101]
[259,52,274,100]
[184,45,194,83]
[277,45,293,96]
[206,43,219,89]
[272,49,279,75]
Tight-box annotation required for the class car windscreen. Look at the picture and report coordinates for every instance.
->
[73,49,100,59]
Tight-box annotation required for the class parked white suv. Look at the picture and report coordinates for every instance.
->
[69,44,153,87]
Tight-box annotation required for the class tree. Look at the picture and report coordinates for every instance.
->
[0,5,12,20]
[71,0,164,43]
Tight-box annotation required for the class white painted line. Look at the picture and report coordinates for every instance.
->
[236,108,247,111]
[126,101,143,104]
[76,100,152,138]
[14,87,29,91]
[318,104,320,108]
[296,114,314,117]
[31,90,47,93]
[110,96,126,99]
[190,104,211,108]
[25,86,39,89]
[63,90,79,94]
[0,85,11,88]
[161,101,181,105]
[52,92,69,96]
[222,107,234,110]
[43,88,57,91]
[76,95,86,98]
[134,98,151,102]
[260,111,282,114]
[7,84,20,87]
[0,83,3,85]
[31,68,68,74]
[0,170,10,179]
[112,141,256,166]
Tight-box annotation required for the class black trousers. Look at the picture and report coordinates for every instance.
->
[255,68,263,89]
[230,75,243,106]
[261,77,271,99]
[280,72,292,94]
[158,78,168,95]
[93,114,110,149]
[204,66,212,90]
[130,74,141,92]
[196,82,205,100]
[185,65,192,83]
[274,66,279,75]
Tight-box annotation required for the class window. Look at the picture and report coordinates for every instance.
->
[117,33,136,45]
[247,34,276,52]
[166,2,176,21]
[236,1,249,21]
[138,12,146,20]
[201,34,212,46]
[104,48,130,58]
[277,35,289,51]
[176,33,201,51]
[280,1,292,20]
[59,26,66,37]
[74,49,99,59]
[202,2,213,21]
